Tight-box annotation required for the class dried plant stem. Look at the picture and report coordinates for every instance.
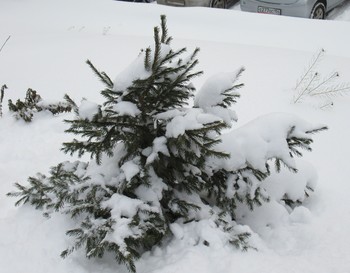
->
[306,72,339,95]
[293,48,350,106]
[293,72,318,103]
[0,36,11,54]
[310,86,350,97]
[294,49,324,91]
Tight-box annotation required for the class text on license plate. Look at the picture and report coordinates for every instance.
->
[257,6,281,15]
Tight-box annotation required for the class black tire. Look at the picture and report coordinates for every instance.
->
[310,2,326,19]
[211,0,226,8]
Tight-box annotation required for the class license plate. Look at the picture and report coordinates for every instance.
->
[257,6,281,15]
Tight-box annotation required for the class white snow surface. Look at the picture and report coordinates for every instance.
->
[113,101,141,117]
[146,136,170,165]
[195,71,239,108]
[102,192,159,255]
[1,0,350,273]
[79,99,100,120]
[121,158,141,182]
[113,52,151,92]
[165,108,221,138]
[213,113,324,172]
[194,71,240,124]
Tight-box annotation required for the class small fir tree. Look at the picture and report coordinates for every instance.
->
[8,88,75,122]
[8,15,326,272]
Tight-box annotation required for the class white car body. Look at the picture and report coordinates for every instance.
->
[240,0,345,19]
[156,0,236,8]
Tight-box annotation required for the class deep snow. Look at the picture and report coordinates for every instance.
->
[1,0,350,273]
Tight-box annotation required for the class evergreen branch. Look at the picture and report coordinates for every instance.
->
[165,37,173,45]
[144,47,152,71]
[160,58,200,100]
[190,47,200,62]
[0,84,7,117]
[159,47,186,66]
[287,137,313,156]
[8,88,73,121]
[160,15,170,44]
[0,84,6,103]
[101,72,114,88]
[64,94,78,114]
[152,26,161,72]
[168,198,201,218]
[234,66,245,81]
[215,68,245,108]
[180,59,200,80]
[229,232,252,251]
[274,158,298,173]
[188,121,228,135]
[185,70,204,82]
[305,126,328,134]
[101,88,122,105]
[86,59,114,88]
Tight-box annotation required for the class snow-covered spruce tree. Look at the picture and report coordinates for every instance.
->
[8,15,326,272]
[8,88,75,122]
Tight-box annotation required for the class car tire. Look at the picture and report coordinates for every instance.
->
[211,0,226,8]
[310,2,326,19]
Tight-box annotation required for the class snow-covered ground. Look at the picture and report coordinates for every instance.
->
[1,0,350,273]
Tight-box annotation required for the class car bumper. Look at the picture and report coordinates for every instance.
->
[156,0,211,7]
[240,0,313,18]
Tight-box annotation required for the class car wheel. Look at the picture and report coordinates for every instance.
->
[310,2,326,19]
[211,0,226,8]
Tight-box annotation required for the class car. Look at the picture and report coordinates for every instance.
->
[156,0,236,8]
[116,0,154,2]
[240,0,345,19]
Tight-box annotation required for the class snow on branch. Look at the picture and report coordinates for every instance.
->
[210,113,327,173]
[194,69,244,125]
